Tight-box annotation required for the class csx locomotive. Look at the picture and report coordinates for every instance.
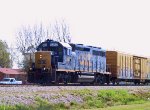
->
[28,39,150,85]
[28,39,110,84]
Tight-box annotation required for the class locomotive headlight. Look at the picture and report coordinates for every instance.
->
[43,67,46,71]
[40,55,42,59]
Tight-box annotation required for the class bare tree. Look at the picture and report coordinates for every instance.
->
[16,24,47,69]
[16,19,71,69]
[8,45,16,68]
[16,24,46,54]
[16,20,71,54]
[51,19,71,43]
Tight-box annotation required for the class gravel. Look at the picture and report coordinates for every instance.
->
[0,86,150,105]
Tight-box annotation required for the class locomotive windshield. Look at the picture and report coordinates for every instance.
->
[49,42,63,62]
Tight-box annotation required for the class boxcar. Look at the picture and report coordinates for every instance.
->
[106,51,133,83]
[106,51,150,84]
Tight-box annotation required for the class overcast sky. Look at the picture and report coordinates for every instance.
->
[0,0,150,56]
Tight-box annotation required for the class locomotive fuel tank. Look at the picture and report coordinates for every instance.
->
[77,72,95,83]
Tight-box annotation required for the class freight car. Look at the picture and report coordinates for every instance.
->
[28,39,110,84]
[106,51,150,84]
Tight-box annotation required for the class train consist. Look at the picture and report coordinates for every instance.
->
[27,39,150,85]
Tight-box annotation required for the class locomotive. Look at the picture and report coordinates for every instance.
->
[28,39,110,84]
[28,39,150,85]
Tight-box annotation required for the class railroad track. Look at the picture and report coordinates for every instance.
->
[0,83,149,87]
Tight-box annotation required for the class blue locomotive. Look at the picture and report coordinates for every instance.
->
[28,39,110,84]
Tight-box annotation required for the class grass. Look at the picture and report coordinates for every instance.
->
[71,89,94,96]
[0,89,149,110]
[88,102,150,110]
[71,89,149,109]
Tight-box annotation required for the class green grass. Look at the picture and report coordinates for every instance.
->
[73,89,149,109]
[87,102,150,110]
[97,89,145,105]
[0,89,149,110]
[71,89,94,96]
[0,100,150,110]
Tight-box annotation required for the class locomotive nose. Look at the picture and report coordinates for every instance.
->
[35,51,52,70]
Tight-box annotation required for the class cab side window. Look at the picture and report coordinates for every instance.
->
[67,49,71,55]
[10,79,14,82]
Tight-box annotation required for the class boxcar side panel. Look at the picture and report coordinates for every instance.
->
[117,53,133,79]
[106,51,117,77]
[141,58,148,79]
[147,59,150,79]
[133,56,141,79]
[107,51,134,79]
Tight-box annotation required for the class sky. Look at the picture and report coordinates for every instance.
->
[0,0,150,57]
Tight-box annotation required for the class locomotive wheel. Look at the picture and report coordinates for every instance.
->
[56,73,72,85]
[134,80,140,85]
[95,75,106,85]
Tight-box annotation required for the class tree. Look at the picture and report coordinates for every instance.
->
[51,19,71,43]
[0,40,12,68]
[16,19,71,69]
[16,23,46,69]
[16,24,46,54]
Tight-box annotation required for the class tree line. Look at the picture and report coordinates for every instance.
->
[0,19,71,69]
[16,19,71,69]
